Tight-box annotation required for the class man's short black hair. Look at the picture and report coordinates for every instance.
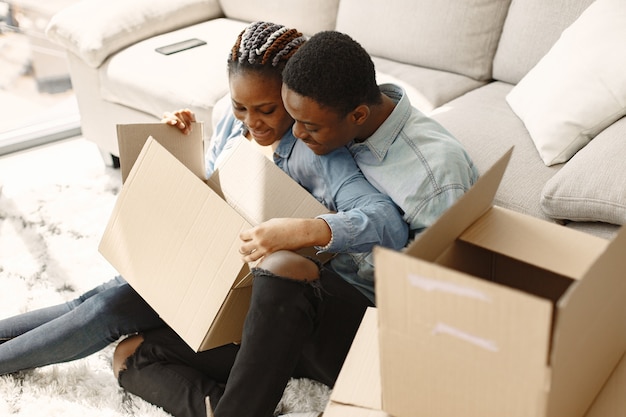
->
[282,31,382,116]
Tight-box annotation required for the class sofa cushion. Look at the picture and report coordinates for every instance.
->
[492,0,595,85]
[99,19,247,122]
[46,0,223,68]
[373,57,487,114]
[541,117,626,226]
[430,82,561,221]
[505,0,626,166]
[218,0,339,36]
[335,0,512,81]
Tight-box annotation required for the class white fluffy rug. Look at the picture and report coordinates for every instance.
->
[0,138,330,416]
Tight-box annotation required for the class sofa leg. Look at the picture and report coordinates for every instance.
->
[111,154,120,169]
[97,147,120,168]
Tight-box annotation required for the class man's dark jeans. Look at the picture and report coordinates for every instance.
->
[118,266,374,417]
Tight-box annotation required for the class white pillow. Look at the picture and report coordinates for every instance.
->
[46,0,223,68]
[506,0,626,166]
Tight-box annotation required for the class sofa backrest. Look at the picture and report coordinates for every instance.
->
[335,0,512,81]
[218,0,340,36]
[492,0,596,84]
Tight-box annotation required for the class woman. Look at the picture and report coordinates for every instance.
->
[0,21,407,410]
[111,22,409,417]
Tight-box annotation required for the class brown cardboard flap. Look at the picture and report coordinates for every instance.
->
[547,226,626,417]
[117,122,205,183]
[405,147,512,261]
[584,352,626,417]
[331,307,381,410]
[201,285,253,349]
[459,206,607,280]
[232,266,254,289]
[207,138,330,225]
[99,138,252,350]
[437,240,574,303]
[207,137,333,265]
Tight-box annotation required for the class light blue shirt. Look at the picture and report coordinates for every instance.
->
[349,84,479,234]
[206,107,409,258]
[332,84,479,301]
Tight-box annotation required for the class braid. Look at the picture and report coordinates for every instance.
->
[228,21,306,74]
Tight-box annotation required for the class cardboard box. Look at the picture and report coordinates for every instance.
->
[373,149,626,417]
[116,123,206,183]
[326,307,626,417]
[584,350,626,417]
[99,123,330,351]
[323,307,390,417]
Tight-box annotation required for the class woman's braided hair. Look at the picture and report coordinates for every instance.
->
[228,21,306,77]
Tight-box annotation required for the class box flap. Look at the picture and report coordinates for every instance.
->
[207,137,330,226]
[99,137,252,351]
[117,122,205,183]
[330,307,381,410]
[458,206,607,280]
[405,147,512,261]
[547,226,626,417]
[583,352,626,417]
[200,284,253,350]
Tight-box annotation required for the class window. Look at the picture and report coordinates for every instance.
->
[0,1,80,155]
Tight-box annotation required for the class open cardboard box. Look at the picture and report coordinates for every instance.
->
[325,307,626,417]
[99,123,330,351]
[372,149,626,417]
[323,307,390,417]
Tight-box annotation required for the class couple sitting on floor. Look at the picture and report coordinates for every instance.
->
[0,21,478,417]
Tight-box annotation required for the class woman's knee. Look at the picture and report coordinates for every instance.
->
[113,334,144,380]
[256,250,320,282]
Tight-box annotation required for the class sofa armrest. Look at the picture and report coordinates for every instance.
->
[46,0,223,68]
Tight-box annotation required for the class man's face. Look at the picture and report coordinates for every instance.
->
[281,85,357,155]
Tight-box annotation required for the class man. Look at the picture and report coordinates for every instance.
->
[229,30,478,416]
[278,30,479,302]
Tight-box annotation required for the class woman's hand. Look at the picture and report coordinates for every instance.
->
[161,109,196,135]
[238,218,331,262]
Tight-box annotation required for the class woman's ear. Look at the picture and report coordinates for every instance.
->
[350,104,370,126]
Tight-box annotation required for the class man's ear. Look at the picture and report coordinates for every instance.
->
[349,104,370,126]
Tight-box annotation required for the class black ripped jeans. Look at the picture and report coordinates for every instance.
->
[118,265,374,417]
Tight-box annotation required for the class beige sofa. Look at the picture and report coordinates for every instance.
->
[46,0,625,239]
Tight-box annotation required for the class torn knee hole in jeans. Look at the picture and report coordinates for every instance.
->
[116,348,140,384]
[251,267,324,299]
[115,336,145,383]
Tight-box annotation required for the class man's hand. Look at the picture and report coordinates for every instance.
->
[238,218,331,262]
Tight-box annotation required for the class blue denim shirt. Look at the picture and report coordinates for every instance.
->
[206,107,409,257]
[331,84,479,302]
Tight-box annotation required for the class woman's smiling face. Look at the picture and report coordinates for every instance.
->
[229,71,294,147]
